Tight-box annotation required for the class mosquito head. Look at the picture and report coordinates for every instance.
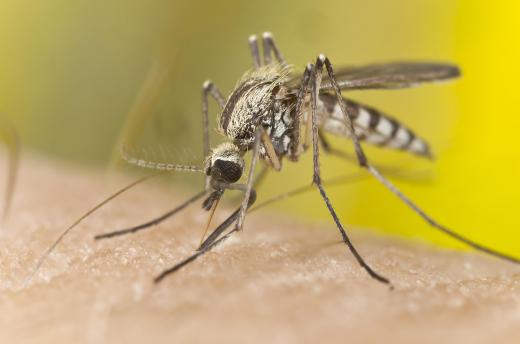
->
[205,143,244,184]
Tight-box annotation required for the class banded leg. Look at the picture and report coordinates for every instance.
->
[261,32,286,65]
[315,54,520,264]
[202,80,226,189]
[308,59,393,288]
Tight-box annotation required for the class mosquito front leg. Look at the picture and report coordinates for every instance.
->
[235,128,262,231]
[198,188,257,251]
[317,54,520,264]
[94,190,207,240]
[309,58,393,288]
[156,190,257,283]
[202,80,226,189]
[290,64,313,160]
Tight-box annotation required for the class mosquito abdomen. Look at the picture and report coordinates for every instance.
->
[318,94,432,158]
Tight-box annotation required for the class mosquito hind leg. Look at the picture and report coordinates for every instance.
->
[308,58,393,288]
[316,54,520,264]
[248,34,261,69]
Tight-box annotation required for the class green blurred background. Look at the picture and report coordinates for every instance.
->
[1,1,519,253]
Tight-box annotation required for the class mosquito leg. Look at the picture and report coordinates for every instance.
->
[94,190,207,240]
[156,190,257,283]
[261,32,286,65]
[318,54,520,264]
[202,80,226,189]
[156,211,238,283]
[235,129,261,231]
[201,80,226,156]
[248,34,261,69]
[249,172,369,214]
[199,189,256,251]
[318,131,357,165]
[290,64,313,160]
[229,163,268,204]
[310,58,393,288]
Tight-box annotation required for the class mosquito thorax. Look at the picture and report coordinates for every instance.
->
[205,142,245,184]
[219,64,292,149]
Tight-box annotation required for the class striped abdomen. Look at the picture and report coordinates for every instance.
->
[318,93,432,158]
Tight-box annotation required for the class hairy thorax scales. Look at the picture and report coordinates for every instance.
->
[219,64,295,158]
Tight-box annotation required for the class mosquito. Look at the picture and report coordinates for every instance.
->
[26,32,520,288]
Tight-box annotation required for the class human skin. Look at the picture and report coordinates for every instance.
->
[1,155,519,344]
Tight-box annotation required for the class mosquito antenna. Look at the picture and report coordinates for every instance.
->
[120,146,203,173]
[94,190,207,240]
[24,174,154,286]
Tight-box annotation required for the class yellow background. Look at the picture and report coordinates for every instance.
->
[0,1,519,254]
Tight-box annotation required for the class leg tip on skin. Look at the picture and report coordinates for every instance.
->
[248,34,258,43]
[262,31,273,39]
[318,53,327,62]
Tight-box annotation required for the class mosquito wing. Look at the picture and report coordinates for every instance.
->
[289,62,460,91]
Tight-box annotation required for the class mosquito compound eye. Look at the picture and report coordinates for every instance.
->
[213,159,242,183]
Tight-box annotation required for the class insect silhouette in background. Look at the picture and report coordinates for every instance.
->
[0,119,20,225]
[28,32,520,288]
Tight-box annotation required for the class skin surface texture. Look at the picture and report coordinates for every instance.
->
[1,154,519,344]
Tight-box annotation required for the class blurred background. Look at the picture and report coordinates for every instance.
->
[0,0,518,253]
